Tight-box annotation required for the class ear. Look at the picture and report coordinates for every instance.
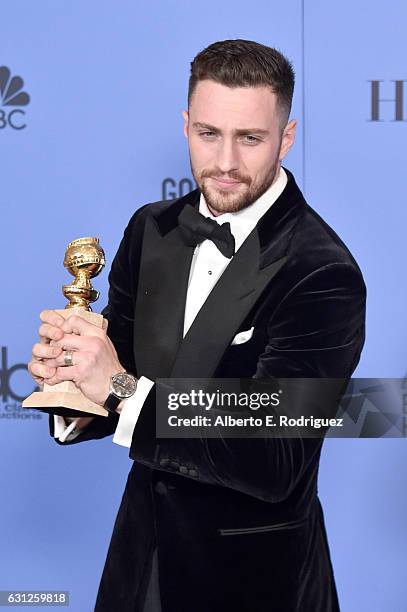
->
[279,119,297,161]
[182,110,189,139]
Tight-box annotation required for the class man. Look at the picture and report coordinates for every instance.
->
[28,39,366,611]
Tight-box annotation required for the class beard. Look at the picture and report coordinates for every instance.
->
[191,158,280,214]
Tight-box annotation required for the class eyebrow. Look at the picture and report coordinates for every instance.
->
[192,122,270,136]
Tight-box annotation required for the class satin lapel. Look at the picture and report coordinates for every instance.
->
[134,215,195,379]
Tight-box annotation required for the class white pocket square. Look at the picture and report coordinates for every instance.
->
[231,327,254,345]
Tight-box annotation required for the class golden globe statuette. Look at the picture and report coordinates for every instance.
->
[22,237,109,417]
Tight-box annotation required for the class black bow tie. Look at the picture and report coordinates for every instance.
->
[178,205,235,259]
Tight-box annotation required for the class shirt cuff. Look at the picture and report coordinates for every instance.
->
[53,415,83,443]
[113,376,155,448]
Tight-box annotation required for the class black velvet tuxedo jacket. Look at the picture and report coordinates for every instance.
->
[50,168,366,612]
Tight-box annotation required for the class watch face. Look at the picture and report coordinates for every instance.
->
[111,372,137,399]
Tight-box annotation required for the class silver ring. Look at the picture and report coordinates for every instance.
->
[63,350,74,367]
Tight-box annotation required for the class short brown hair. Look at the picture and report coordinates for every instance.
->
[188,39,295,128]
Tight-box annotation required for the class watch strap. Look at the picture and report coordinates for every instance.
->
[104,393,122,414]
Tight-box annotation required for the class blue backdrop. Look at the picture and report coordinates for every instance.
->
[1,1,406,610]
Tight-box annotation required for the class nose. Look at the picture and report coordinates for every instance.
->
[215,139,240,175]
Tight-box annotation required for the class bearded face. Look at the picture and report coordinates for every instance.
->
[183,80,295,216]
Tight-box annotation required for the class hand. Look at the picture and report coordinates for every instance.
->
[29,310,128,406]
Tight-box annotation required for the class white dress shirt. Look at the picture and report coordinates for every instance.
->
[54,167,288,445]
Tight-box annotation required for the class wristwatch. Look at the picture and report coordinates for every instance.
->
[104,371,138,414]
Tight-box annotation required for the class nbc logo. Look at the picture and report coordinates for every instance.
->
[0,66,30,130]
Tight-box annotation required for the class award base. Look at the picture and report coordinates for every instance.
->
[22,308,108,418]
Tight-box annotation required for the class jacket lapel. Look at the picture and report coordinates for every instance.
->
[134,168,306,379]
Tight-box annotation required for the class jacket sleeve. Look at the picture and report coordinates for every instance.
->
[129,262,366,502]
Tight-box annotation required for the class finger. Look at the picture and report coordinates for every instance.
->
[32,343,63,361]
[47,365,78,386]
[46,349,80,368]
[27,361,44,386]
[29,360,57,380]
[39,323,64,344]
[39,309,65,327]
[52,334,100,352]
[61,314,104,337]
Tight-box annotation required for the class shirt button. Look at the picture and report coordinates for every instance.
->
[208,270,212,275]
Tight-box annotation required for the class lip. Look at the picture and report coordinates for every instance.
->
[210,177,242,190]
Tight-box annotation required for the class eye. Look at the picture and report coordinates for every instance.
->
[242,135,260,145]
[199,131,217,139]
